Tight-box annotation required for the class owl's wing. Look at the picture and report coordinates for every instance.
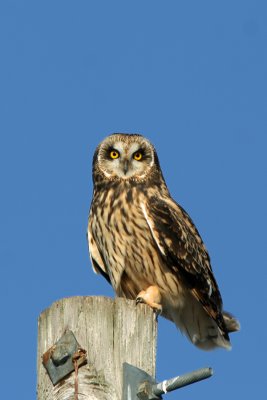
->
[141,196,224,327]
[87,220,111,284]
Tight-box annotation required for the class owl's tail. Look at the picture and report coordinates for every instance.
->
[171,295,240,351]
[222,310,240,333]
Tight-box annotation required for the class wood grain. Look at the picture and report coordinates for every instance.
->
[37,296,157,400]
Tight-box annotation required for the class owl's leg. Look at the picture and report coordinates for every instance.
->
[136,285,162,315]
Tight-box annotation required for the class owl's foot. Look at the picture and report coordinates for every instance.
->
[136,285,162,315]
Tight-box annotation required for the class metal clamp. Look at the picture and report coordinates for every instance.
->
[42,329,87,385]
[123,362,213,399]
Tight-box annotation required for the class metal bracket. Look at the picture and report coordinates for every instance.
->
[42,329,87,385]
[122,362,213,399]
[123,363,159,400]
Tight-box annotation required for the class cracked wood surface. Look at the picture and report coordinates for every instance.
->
[37,296,157,400]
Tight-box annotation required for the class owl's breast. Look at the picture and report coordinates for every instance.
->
[91,186,170,297]
[94,188,183,306]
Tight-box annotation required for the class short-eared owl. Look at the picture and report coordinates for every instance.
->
[88,133,239,350]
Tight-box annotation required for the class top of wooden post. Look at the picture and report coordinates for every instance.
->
[37,296,157,400]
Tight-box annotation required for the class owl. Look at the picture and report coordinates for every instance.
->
[87,133,239,350]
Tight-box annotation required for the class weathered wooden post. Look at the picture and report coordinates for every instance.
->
[37,296,157,400]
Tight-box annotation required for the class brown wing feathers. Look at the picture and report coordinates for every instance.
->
[147,196,228,334]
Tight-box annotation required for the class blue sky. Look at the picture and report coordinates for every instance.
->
[0,1,266,399]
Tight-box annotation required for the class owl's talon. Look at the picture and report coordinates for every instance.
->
[154,306,162,317]
[135,286,163,315]
[136,296,145,305]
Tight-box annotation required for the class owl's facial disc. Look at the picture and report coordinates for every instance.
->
[99,139,154,180]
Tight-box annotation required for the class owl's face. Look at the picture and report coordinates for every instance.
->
[94,133,157,181]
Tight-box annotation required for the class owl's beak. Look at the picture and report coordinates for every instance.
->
[123,160,129,175]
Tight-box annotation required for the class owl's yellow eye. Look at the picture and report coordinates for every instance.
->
[110,150,120,159]
[133,152,143,161]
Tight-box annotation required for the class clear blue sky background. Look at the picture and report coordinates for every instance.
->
[1,1,266,399]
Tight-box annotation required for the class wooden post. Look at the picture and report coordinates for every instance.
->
[37,296,157,400]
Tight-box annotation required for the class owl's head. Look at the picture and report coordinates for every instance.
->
[93,133,161,183]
